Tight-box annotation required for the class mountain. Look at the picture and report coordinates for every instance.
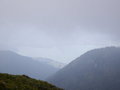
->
[35,57,65,69]
[0,73,62,90]
[0,51,60,80]
[48,47,120,90]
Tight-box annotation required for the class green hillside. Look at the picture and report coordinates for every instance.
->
[0,73,62,90]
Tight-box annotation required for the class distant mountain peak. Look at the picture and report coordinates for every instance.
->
[0,50,61,80]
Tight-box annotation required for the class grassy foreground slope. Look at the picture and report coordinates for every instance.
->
[0,73,62,90]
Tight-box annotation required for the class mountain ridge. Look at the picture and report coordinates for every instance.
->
[48,47,120,90]
[0,73,62,90]
[0,50,60,80]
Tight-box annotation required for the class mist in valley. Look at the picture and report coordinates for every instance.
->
[0,0,120,90]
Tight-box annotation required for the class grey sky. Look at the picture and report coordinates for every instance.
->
[0,0,120,63]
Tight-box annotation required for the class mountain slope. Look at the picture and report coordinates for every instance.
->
[0,51,60,80]
[0,73,62,90]
[48,47,120,90]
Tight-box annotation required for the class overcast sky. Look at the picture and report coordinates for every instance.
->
[0,0,120,63]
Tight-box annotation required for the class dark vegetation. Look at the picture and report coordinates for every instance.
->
[0,73,62,90]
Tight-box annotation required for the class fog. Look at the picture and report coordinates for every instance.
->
[0,0,120,63]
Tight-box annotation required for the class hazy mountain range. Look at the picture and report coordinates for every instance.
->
[34,57,65,69]
[48,47,120,90]
[1,47,120,90]
[0,51,64,80]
